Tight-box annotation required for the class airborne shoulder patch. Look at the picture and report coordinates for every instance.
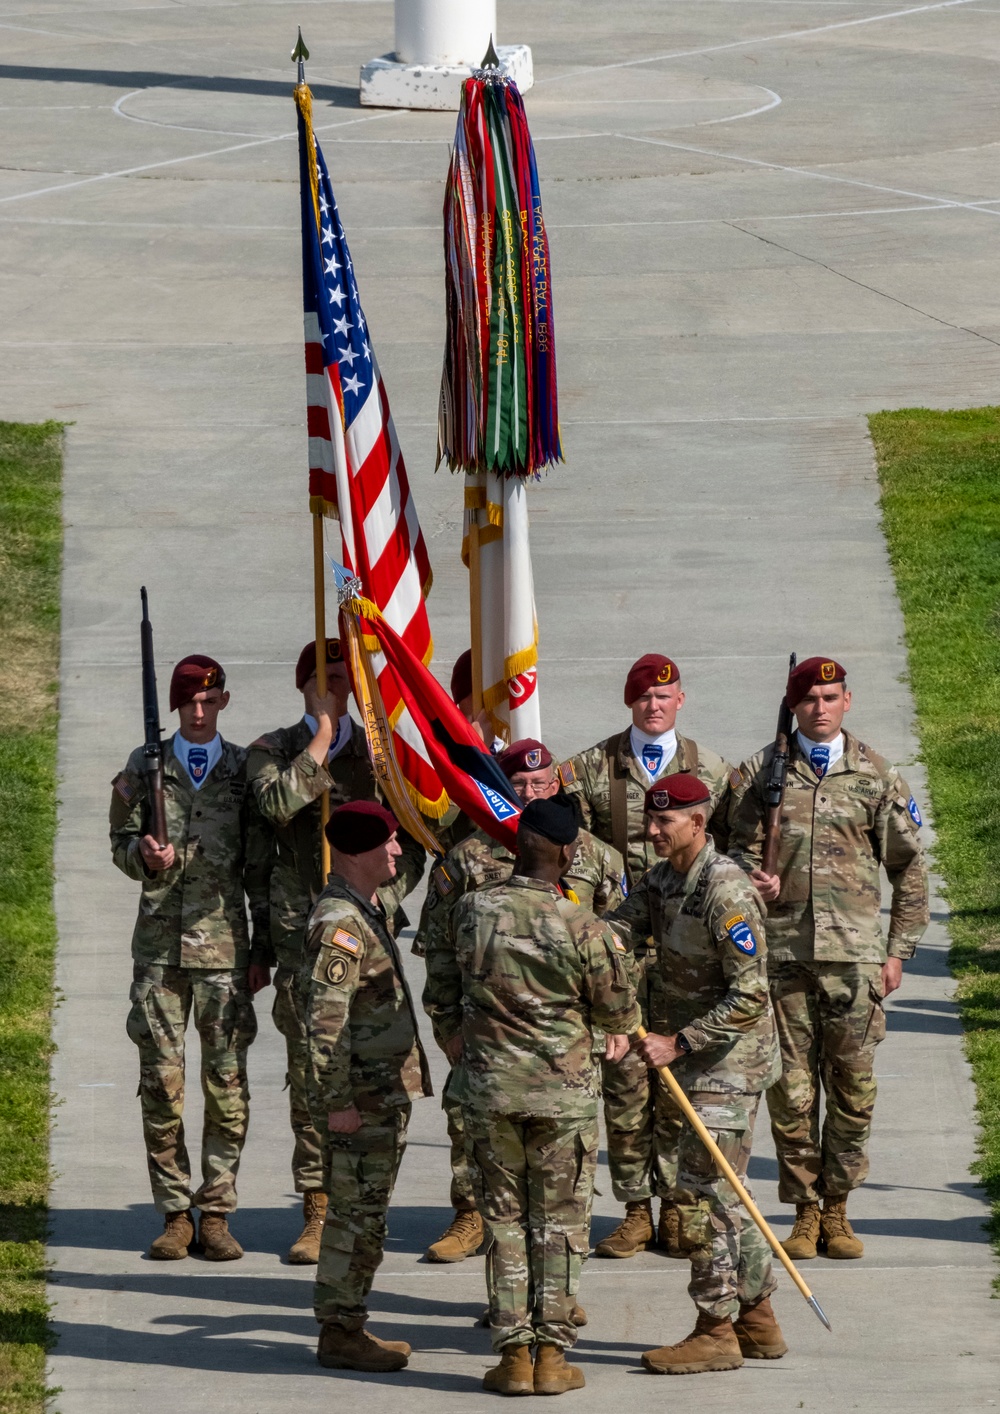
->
[558,760,577,788]
[331,928,362,955]
[723,912,758,956]
[432,864,455,897]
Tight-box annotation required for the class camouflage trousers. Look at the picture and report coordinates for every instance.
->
[314,1104,410,1328]
[674,1092,776,1320]
[767,961,886,1204]
[125,963,257,1214]
[272,965,324,1193]
[465,1112,598,1352]
[443,1078,477,1211]
[600,953,658,1204]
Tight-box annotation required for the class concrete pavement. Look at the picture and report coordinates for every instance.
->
[2,0,999,1407]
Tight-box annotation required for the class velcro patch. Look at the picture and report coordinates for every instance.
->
[331,928,362,955]
[729,767,744,791]
[610,934,626,953]
[558,760,577,788]
[724,913,758,956]
[326,954,351,986]
[432,864,455,897]
[907,796,923,827]
[112,771,136,803]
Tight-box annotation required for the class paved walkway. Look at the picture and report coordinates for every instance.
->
[2,0,1000,1408]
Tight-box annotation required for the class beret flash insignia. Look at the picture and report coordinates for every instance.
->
[656,663,673,683]
[650,789,671,809]
[525,748,543,770]
[820,661,837,681]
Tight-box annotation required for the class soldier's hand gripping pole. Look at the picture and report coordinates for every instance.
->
[139,587,169,847]
[634,1025,831,1331]
[761,651,797,878]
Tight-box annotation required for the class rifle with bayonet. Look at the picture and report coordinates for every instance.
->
[761,651,797,877]
[140,587,169,847]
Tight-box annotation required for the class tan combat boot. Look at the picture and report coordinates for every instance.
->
[148,1210,194,1261]
[732,1295,789,1359]
[425,1208,484,1263]
[317,1320,410,1371]
[533,1344,585,1394]
[642,1312,744,1375]
[657,1201,685,1259]
[782,1201,821,1260]
[482,1344,534,1396]
[288,1191,328,1265]
[198,1213,243,1261]
[593,1200,654,1258]
[820,1195,864,1259]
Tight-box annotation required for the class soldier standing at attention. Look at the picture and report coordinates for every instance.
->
[559,653,733,1260]
[110,655,269,1261]
[728,656,929,1260]
[607,774,785,1375]
[443,796,640,1397]
[306,801,432,1374]
[247,638,424,1264]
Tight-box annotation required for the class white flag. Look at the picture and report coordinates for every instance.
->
[464,471,541,744]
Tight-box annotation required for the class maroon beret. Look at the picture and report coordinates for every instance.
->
[325,800,398,855]
[498,738,553,778]
[169,655,226,712]
[624,653,681,706]
[295,638,344,692]
[645,773,711,813]
[786,656,847,710]
[450,649,473,705]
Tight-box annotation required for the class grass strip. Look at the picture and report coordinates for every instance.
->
[0,421,63,1412]
[871,405,1000,1271]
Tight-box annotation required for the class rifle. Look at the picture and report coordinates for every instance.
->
[761,651,796,877]
[140,587,169,847]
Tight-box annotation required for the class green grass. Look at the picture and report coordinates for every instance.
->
[870,406,1000,1270]
[0,421,63,1411]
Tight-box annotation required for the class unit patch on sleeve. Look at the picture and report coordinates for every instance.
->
[331,928,362,955]
[723,913,758,956]
[432,864,455,897]
[326,954,351,986]
[907,796,923,827]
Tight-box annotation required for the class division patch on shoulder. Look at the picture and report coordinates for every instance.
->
[432,864,455,896]
[724,913,758,956]
[907,796,923,827]
[558,760,577,788]
[326,953,351,986]
[331,928,362,954]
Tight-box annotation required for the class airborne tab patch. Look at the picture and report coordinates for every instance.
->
[331,928,362,955]
[558,761,577,788]
[724,913,758,956]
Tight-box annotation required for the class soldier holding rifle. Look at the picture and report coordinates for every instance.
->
[728,656,929,1260]
[110,593,269,1261]
[606,773,785,1375]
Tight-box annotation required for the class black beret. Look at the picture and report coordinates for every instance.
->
[519,796,579,846]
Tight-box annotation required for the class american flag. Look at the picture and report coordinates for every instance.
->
[296,86,444,817]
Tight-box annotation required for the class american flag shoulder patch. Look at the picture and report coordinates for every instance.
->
[432,864,455,897]
[729,767,744,790]
[111,772,137,803]
[558,760,577,788]
[610,933,626,953]
[332,928,362,955]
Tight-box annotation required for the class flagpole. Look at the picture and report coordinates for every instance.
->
[468,514,484,715]
[294,26,331,886]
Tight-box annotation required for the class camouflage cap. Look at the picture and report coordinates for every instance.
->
[787,656,847,709]
[624,653,681,705]
[169,655,226,711]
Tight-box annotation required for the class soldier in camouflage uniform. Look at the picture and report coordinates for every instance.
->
[247,638,424,1263]
[110,655,270,1262]
[559,653,734,1259]
[728,656,929,1260]
[419,738,626,1268]
[607,773,786,1376]
[442,796,640,1396]
[305,801,432,1373]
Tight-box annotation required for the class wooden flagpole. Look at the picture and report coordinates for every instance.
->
[313,510,331,885]
[468,513,484,716]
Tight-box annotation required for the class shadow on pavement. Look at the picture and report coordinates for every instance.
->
[0,65,360,108]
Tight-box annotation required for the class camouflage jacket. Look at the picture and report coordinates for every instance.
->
[559,728,733,881]
[419,826,627,1019]
[109,736,270,970]
[607,841,779,1096]
[247,717,424,969]
[442,876,640,1119]
[305,876,433,1117]
[727,730,929,964]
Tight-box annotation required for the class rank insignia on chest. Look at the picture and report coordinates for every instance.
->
[724,913,758,956]
[432,864,455,896]
[557,761,576,788]
[907,796,922,827]
[331,928,362,954]
[326,953,351,985]
[111,772,136,803]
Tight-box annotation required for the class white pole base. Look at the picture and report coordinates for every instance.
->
[359,43,533,111]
